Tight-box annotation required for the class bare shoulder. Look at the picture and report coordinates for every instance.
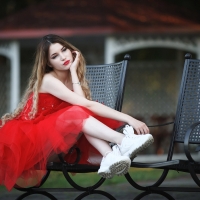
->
[42,73,60,85]
[40,73,58,93]
[43,73,55,81]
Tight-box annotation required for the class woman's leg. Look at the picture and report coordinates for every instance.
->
[82,117,131,178]
[82,116,124,146]
[84,132,131,179]
[84,134,112,157]
[83,116,154,161]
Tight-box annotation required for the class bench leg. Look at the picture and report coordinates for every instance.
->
[15,191,57,200]
[134,190,175,200]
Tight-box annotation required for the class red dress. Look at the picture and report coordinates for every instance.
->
[0,93,123,190]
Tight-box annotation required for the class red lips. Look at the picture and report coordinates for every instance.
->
[63,60,70,65]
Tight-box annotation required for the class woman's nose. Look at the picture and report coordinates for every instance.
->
[60,53,66,60]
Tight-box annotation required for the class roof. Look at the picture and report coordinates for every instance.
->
[0,0,200,39]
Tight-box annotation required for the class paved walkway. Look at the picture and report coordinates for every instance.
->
[1,176,200,200]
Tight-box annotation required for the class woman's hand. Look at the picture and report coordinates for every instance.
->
[70,51,80,73]
[128,118,149,135]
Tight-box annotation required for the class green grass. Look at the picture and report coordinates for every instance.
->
[0,168,189,191]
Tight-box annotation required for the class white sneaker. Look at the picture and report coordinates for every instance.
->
[123,125,135,138]
[122,125,138,160]
[112,145,130,176]
[124,124,148,140]
[98,147,131,179]
[119,125,154,160]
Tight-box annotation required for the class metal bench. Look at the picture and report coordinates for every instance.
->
[125,53,200,200]
[14,54,130,200]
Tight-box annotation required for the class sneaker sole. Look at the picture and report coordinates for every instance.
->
[124,135,154,160]
[110,160,130,176]
[98,171,113,179]
[98,160,130,179]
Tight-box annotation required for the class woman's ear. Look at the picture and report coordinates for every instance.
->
[47,62,52,68]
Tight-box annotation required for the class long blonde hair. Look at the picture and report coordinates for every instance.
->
[1,34,91,126]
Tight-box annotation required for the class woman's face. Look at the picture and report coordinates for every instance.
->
[48,43,73,71]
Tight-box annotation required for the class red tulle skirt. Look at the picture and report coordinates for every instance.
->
[0,93,123,190]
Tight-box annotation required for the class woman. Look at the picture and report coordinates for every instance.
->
[0,34,153,191]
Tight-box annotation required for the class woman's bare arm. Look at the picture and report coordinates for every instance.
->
[40,74,149,134]
[70,51,85,97]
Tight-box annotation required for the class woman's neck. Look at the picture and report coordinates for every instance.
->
[52,70,71,85]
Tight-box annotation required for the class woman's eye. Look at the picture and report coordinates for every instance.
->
[52,55,57,59]
[62,47,67,52]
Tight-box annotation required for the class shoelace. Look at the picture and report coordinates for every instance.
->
[123,131,137,139]
[115,143,137,160]
[123,126,136,139]
[113,144,122,155]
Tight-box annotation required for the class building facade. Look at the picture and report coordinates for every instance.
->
[1,0,200,154]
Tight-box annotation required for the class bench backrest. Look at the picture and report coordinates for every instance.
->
[174,53,200,144]
[86,54,130,112]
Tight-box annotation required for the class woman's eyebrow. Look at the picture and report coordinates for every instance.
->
[50,52,57,57]
[50,46,64,57]
[61,46,65,50]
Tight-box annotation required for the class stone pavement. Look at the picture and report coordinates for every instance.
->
[1,176,200,200]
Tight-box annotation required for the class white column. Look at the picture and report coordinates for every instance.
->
[10,41,20,111]
[0,41,20,111]
[105,37,115,64]
[196,37,200,59]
